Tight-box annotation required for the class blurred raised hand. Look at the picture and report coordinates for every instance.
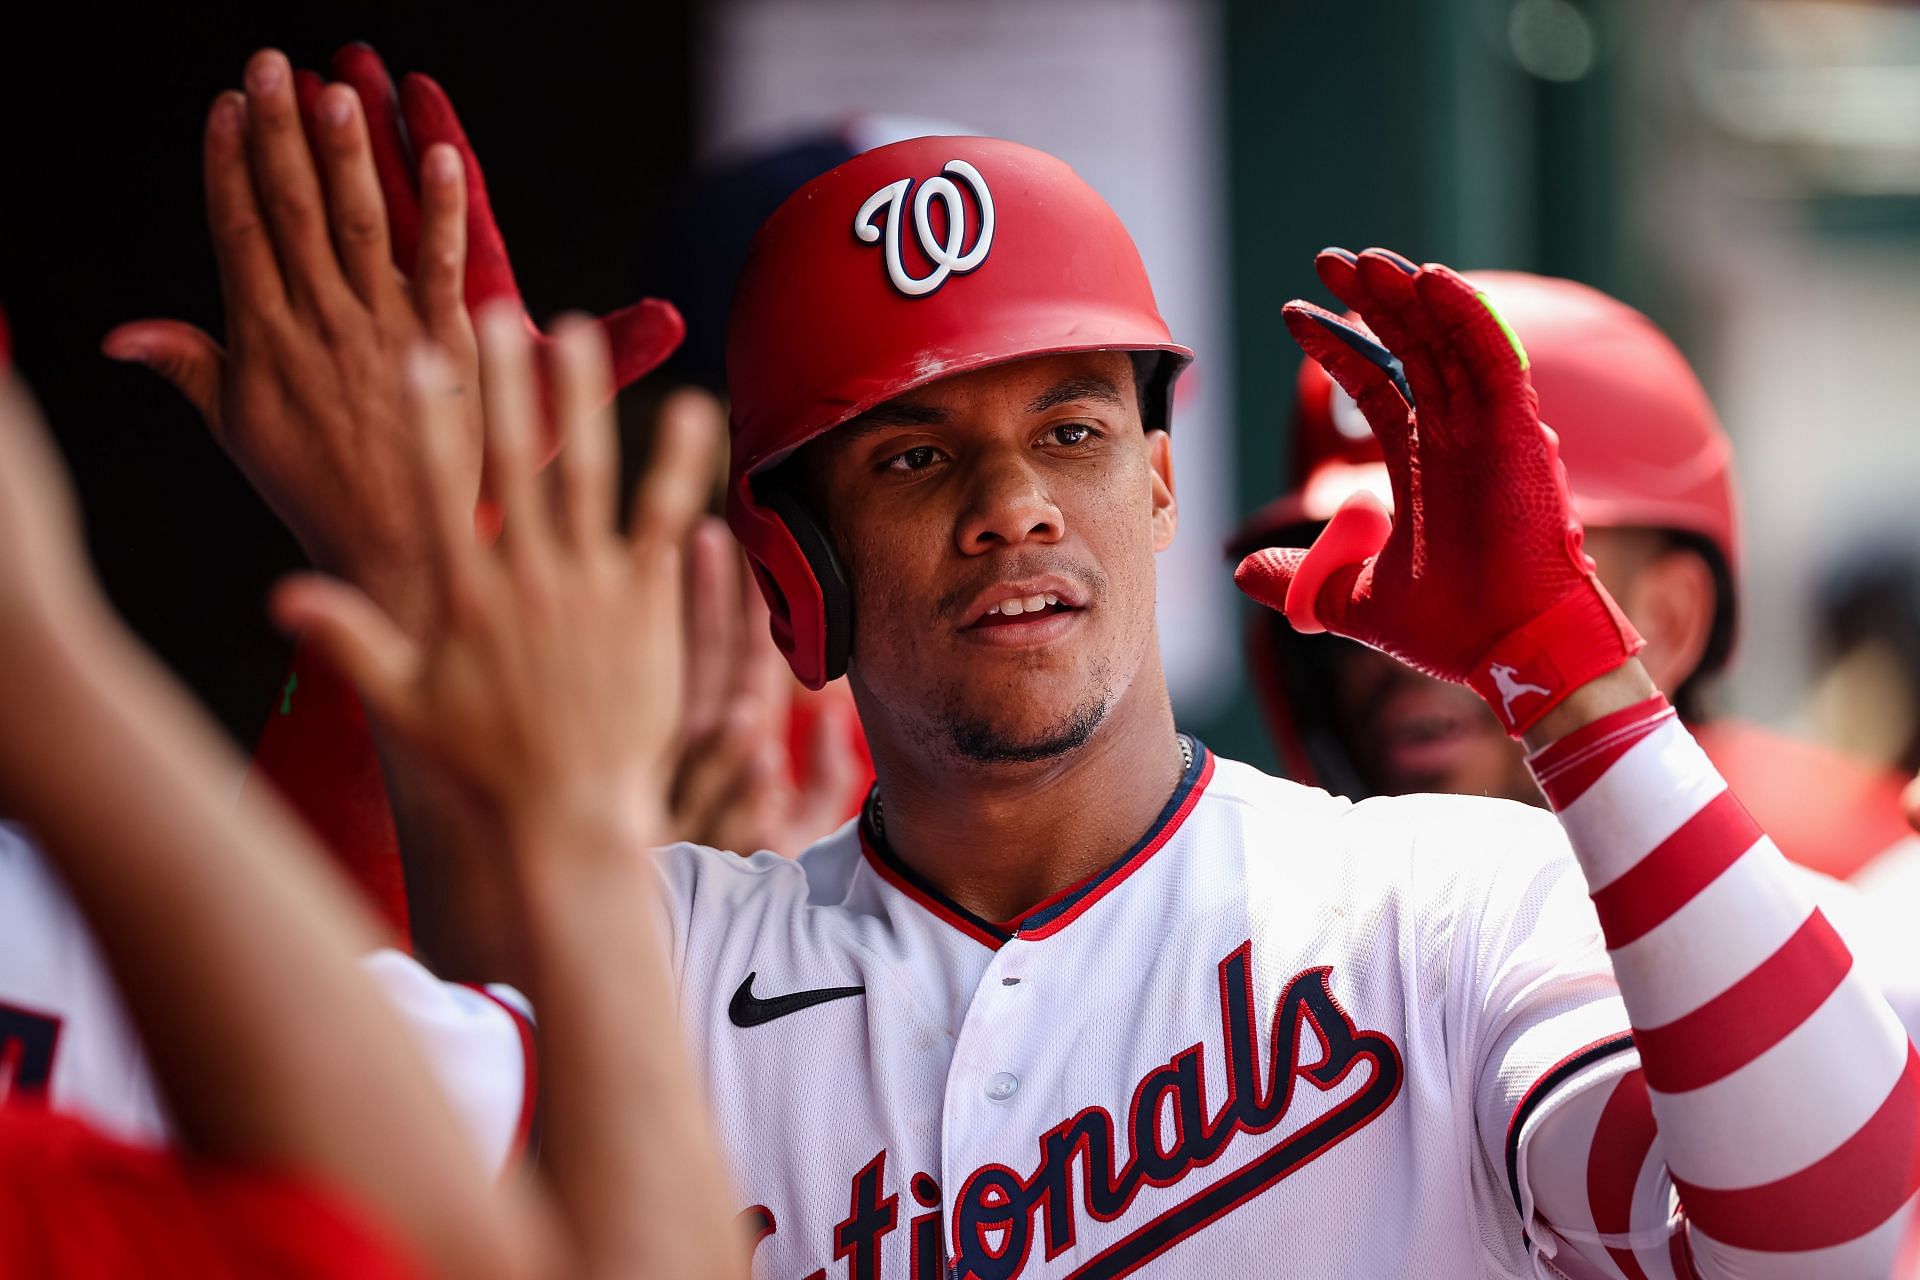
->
[104,46,690,941]
[665,392,867,857]
[276,308,709,839]
[276,310,747,1280]
[0,314,547,1280]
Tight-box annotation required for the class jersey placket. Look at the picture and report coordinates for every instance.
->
[939,930,1063,1277]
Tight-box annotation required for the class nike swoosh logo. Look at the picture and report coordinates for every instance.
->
[728,972,866,1028]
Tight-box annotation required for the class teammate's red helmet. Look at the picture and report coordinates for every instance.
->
[726,136,1193,689]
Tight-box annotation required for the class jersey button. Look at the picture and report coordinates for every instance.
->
[985,1071,1019,1102]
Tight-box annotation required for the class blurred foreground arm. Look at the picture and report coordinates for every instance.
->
[0,364,545,1275]
[281,310,745,1280]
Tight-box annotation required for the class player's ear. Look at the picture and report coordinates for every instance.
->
[1147,429,1177,552]
[1621,545,1715,695]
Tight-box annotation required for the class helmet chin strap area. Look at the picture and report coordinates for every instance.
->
[755,480,855,684]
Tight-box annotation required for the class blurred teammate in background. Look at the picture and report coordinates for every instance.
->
[1231,271,1913,880]
[1231,271,1920,1037]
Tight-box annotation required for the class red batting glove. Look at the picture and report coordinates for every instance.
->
[1234,248,1642,736]
[318,44,685,413]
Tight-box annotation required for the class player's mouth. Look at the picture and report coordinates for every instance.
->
[971,592,1071,626]
[1371,681,1489,781]
[958,579,1087,646]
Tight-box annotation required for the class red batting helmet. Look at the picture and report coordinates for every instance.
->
[725,136,1193,689]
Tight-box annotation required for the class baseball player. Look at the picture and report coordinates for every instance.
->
[125,50,1919,1279]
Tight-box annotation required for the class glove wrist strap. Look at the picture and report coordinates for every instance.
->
[1465,579,1644,737]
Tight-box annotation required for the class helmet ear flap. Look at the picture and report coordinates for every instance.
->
[755,481,854,685]
[1130,350,1184,435]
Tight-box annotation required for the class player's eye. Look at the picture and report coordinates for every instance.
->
[1044,422,1099,447]
[884,445,944,473]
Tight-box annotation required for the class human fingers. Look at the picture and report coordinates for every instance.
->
[330,43,420,274]
[101,321,228,436]
[240,50,357,320]
[670,698,771,842]
[293,69,327,183]
[476,304,554,567]
[1350,249,1456,428]
[789,690,864,842]
[395,68,691,400]
[681,518,740,742]
[270,572,423,738]
[202,91,290,328]
[1285,299,1411,402]
[739,579,791,728]
[1281,304,1411,426]
[1280,302,1415,519]
[411,145,470,346]
[549,315,618,551]
[692,743,790,856]
[310,85,404,310]
[1317,249,1435,406]
[404,346,487,606]
[1314,247,1416,359]
[628,386,720,558]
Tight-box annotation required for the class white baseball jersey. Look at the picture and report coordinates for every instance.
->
[0,820,534,1172]
[657,741,1639,1279]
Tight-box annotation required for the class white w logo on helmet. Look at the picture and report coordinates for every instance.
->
[852,160,995,298]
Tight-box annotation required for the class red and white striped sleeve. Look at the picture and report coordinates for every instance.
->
[1519,694,1920,1278]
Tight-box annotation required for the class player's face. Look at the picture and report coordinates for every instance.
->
[1313,525,1664,804]
[1321,642,1541,802]
[796,352,1176,768]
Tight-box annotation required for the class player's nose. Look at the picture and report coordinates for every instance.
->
[954,451,1064,555]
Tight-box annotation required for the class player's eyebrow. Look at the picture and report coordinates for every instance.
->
[1025,375,1125,415]
[837,400,950,440]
